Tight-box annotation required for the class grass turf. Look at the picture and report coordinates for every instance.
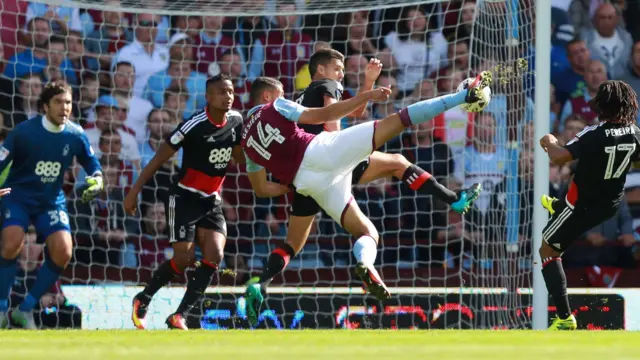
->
[1,330,638,360]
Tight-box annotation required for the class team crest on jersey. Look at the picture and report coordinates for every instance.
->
[4,209,10,219]
[297,45,306,59]
[179,226,186,239]
[171,131,185,145]
[63,144,70,156]
[0,147,9,161]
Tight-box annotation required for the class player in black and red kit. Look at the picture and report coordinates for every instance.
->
[539,80,640,330]
[247,49,481,296]
[123,74,288,330]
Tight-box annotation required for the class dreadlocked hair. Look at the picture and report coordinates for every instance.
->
[588,80,639,126]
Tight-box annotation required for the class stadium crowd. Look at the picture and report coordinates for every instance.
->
[0,0,637,303]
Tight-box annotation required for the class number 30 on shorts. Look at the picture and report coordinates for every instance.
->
[48,210,69,226]
[208,148,232,163]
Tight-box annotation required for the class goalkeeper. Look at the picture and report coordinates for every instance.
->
[0,81,103,329]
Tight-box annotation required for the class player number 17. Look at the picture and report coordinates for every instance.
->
[604,143,636,179]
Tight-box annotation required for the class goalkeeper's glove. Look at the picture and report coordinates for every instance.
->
[82,175,103,203]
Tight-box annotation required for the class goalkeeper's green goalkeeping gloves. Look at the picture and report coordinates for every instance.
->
[82,175,104,203]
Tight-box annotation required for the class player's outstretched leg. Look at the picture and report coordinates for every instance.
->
[359,152,481,214]
[132,256,185,329]
[166,229,225,330]
[11,231,72,329]
[0,226,24,329]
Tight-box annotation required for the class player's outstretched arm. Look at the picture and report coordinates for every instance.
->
[297,87,391,125]
[244,153,290,198]
[124,143,177,215]
[348,58,382,119]
[540,134,573,165]
[232,146,246,165]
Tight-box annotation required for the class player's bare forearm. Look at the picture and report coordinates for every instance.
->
[298,90,376,124]
[232,146,246,164]
[349,79,375,118]
[129,143,176,196]
[546,143,573,165]
[260,182,291,198]
[247,168,289,197]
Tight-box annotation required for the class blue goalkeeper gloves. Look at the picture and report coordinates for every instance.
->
[82,175,104,203]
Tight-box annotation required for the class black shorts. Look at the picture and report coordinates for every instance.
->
[542,199,617,253]
[165,191,227,243]
[289,158,370,217]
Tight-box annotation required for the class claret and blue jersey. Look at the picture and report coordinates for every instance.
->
[0,116,101,240]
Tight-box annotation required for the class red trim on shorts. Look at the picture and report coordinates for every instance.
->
[542,257,561,268]
[201,260,218,269]
[566,180,578,207]
[170,258,183,274]
[273,247,292,267]
[371,120,379,153]
[340,195,355,228]
[409,172,431,190]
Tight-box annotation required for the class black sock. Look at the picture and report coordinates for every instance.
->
[175,260,218,315]
[142,259,180,300]
[542,257,571,319]
[402,165,458,204]
[258,243,295,288]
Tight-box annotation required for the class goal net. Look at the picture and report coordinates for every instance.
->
[2,0,537,329]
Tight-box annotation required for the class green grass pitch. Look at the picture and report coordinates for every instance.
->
[1,330,638,360]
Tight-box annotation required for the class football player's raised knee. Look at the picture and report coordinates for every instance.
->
[0,226,26,260]
[172,243,196,270]
[390,153,411,177]
[46,231,73,267]
[539,241,560,259]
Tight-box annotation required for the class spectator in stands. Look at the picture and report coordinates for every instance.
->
[145,52,206,120]
[552,38,591,106]
[333,11,378,59]
[222,15,269,81]
[259,3,312,96]
[464,112,507,215]
[379,6,448,96]
[5,72,43,127]
[167,32,195,68]
[343,54,368,96]
[98,130,134,191]
[4,23,75,83]
[162,87,189,121]
[133,202,172,269]
[170,15,201,43]
[66,30,91,80]
[442,0,476,41]
[106,61,154,143]
[619,41,640,104]
[84,0,133,73]
[114,14,169,97]
[550,84,561,132]
[73,71,99,126]
[71,159,140,266]
[25,2,93,36]
[45,35,77,85]
[11,228,81,328]
[559,114,587,145]
[483,80,535,147]
[372,74,399,119]
[0,0,27,59]
[559,59,606,128]
[580,2,632,80]
[140,108,181,169]
[193,15,237,75]
[84,94,141,170]
[219,50,253,113]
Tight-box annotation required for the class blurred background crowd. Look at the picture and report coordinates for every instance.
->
[0,0,638,300]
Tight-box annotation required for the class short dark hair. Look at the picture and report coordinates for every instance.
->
[250,77,283,104]
[81,70,99,84]
[48,35,66,48]
[206,74,232,89]
[38,80,72,110]
[309,49,345,78]
[164,87,187,102]
[99,129,120,146]
[114,61,134,73]
[589,80,639,125]
[566,38,584,50]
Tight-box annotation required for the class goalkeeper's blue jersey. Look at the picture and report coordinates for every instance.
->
[0,116,101,209]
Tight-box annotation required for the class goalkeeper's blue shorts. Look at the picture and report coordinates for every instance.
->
[0,200,70,242]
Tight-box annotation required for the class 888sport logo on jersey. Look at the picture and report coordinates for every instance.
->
[35,161,62,183]
[209,147,232,169]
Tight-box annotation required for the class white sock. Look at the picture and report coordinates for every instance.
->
[353,236,378,266]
